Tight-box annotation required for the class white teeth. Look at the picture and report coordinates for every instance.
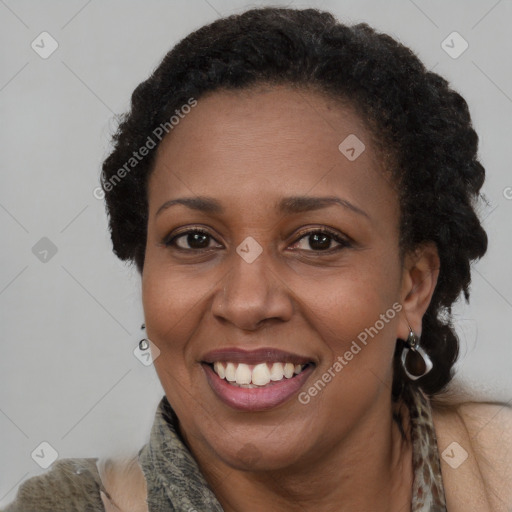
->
[284,363,295,379]
[225,362,236,382]
[214,362,225,379]
[251,363,271,386]
[211,361,307,386]
[270,362,284,381]
[235,363,252,385]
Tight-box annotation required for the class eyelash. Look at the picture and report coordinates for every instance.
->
[163,227,352,254]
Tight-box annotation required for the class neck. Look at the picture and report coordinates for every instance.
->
[186,393,413,512]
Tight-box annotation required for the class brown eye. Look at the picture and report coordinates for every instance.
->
[307,232,331,250]
[292,229,351,252]
[165,229,219,250]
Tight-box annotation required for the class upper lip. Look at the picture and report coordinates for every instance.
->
[201,347,315,365]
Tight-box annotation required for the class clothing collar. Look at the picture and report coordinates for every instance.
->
[138,396,224,511]
[138,385,446,511]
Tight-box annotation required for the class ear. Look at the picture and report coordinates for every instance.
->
[397,242,440,341]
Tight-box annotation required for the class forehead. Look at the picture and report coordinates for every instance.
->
[148,85,396,224]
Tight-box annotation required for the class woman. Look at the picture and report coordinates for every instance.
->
[4,6,511,512]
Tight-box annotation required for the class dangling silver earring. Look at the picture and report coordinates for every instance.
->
[139,323,149,351]
[400,327,433,381]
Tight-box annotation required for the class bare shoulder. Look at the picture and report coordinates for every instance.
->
[431,395,512,512]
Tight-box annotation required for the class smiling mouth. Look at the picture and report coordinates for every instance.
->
[201,348,316,410]
[205,361,313,388]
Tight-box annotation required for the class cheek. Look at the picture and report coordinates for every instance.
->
[302,254,400,332]
[295,254,402,384]
[141,260,214,363]
[293,270,402,427]
[141,261,219,413]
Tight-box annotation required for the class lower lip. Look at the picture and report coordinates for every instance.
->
[203,363,314,411]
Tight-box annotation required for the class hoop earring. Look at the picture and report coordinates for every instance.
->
[400,327,433,381]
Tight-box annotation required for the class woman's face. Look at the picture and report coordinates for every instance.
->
[142,85,411,471]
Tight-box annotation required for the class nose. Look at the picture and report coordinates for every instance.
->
[211,247,294,331]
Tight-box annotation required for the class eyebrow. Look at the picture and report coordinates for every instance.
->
[156,195,369,219]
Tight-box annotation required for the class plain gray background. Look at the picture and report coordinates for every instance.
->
[1,0,511,504]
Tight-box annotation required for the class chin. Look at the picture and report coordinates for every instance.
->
[221,443,305,472]
[202,422,315,472]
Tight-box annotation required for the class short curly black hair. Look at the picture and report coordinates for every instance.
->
[101,7,487,396]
